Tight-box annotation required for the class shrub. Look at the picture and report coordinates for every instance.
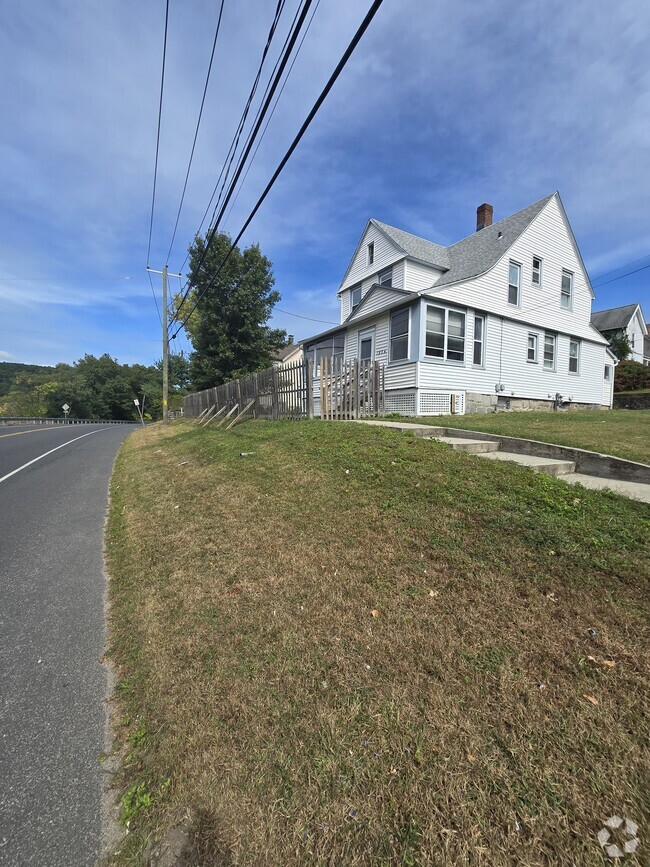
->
[614,360,650,392]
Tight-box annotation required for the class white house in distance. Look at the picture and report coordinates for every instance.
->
[591,303,648,365]
[303,192,616,415]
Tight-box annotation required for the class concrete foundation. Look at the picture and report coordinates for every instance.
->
[465,392,602,415]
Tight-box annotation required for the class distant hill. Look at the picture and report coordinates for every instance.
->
[0,361,54,396]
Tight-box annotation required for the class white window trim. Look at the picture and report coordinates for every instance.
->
[527,332,539,363]
[378,267,393,287]
[472,314,485,367]
[424,303,467,364]
[532,256,543,287]
[351,284,362,313]
[389,306,410,363]
[568,338,580,375]
[508,260,522,307]
[604,365,611,381]
[543,332,557,372]
[367,242,374,266]
[561,269,574,310]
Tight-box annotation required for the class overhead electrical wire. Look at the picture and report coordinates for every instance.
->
[222,0,322,230]
[170,0,317,327]
[146,0,171,267]
[170,0,386,339]
[165,0,227,266]
[591,262,650,288]
[175,0,289,277]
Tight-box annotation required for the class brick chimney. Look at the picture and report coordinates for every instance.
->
[476,203,493,231]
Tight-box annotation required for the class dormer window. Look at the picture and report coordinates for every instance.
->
[367,242,374,265]
[378,267,392,286]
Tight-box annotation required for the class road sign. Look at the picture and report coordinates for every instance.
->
[62,403,70,411]
[133,399,140,406]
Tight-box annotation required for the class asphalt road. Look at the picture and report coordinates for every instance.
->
[0,423,135,866]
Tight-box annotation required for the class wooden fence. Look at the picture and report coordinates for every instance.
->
[183,359,384,423]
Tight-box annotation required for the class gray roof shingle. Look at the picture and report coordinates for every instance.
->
[372,220,449,270]
[371,194,555,290]
[591,304,639,333]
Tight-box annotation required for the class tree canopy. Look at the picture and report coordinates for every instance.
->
[172,231,287,390]
[0,353,189,420]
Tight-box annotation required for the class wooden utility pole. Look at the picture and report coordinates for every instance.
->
[147,265,182,424]
[162,265,169,422]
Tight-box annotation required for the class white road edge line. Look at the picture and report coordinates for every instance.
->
[0,428,108,485]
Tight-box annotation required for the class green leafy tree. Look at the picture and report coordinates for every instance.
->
[605,332,633,361]
[173,231,287,390]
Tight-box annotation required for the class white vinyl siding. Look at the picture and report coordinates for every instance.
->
[428,195,605,345]
[347,287,407,322]
[403,259,444,292]
[341,224,402,289]
[527,332,538,363]
[508,261,521,306]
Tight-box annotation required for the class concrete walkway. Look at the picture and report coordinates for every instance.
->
[355,420,650,504]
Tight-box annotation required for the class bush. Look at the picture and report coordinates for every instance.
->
[614,360,650,392]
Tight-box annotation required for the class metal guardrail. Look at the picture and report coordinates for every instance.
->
[0,417,140,426]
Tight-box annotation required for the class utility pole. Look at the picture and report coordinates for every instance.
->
[162,265,169,422]
[147,265,182,424]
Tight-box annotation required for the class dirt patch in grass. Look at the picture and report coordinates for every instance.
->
[106,419,649,865]
[405,409,650,466]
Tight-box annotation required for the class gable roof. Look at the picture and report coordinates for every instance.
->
[370,220,449,270]
[433,194,555,288]
[343,284,413,324]
[591,304,641,333]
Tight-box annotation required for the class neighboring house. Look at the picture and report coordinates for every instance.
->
[303,192,613,415]
[272,338,303,367]
[591,303,648,364]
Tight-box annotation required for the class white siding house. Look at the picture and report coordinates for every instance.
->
[591,303,648,365]
[304,193,613,415]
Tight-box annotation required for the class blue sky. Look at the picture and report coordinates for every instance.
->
[1,0,648,367]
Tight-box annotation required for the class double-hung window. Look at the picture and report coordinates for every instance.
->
[508,261,521,305]
[569,338,580,374]
[532,256,542,286]
[390,308,409,361]
[425,305,466,362]
[367,242,374,265]
[351,284,362,313]
[378,267,393,287]
[473,315,485,366]
[561,270,573,309]
[527,332,538,362]
[543,333,557,370]
[604,365,611,381]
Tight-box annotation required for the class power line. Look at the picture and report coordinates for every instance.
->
[170,0,316,327]
[170,0,386,338]
[174,0,288,278]
[222,0,322,230]
[146,0,170,267]
[274,308,337,324]
[590,253,650,284]
[147,268,163,327]
[165,0,227,266]
[591,262,650,288]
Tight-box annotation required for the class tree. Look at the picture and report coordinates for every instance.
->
[173,231,287,390]
[605,332,632,361]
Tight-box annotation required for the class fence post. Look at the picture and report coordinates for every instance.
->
[306,359,314,419]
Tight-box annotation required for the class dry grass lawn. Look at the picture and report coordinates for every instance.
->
[105,419,649,866]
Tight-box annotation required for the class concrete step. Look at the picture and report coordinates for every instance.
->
[435,436,500,454]
[477,450,576,476]
[563,473,650,503]
[356,420,446,438]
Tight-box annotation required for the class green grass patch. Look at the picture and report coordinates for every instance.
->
[106,419,649,865]
[406,409,650,465]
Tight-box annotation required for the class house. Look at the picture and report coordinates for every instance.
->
[591,303,648,365]
[272,337,303,367]
[303,193,615,415]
